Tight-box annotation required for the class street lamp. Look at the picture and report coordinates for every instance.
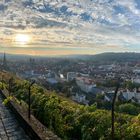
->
[111,79,120,140]
[28,80,35,120]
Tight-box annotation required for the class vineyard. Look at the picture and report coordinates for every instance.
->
[0,72,140,140]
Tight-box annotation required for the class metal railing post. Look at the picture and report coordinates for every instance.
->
[111,80,120,140]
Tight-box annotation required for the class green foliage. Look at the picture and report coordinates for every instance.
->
[2,75,140,140]
[123,81,140,90]
[0,82,7,90]
[101,79,118,87]
[117,103,140,115]
[2,96,13,105]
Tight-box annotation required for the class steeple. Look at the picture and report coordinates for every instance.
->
[2,52,8,70]
[3,52,6,64]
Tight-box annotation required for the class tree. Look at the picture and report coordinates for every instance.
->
[117,103,140,115]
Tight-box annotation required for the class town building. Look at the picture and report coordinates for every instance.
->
[67,72,77,81]
[76,77,96,93]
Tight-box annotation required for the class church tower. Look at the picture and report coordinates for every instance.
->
[2,52,8,70]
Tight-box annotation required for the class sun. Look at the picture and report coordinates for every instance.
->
[14,34,31,45]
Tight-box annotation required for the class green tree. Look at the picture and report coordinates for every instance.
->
[117,103,140,115]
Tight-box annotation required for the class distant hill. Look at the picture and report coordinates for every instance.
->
[0,52,140,62]
[61,52,140,62]
[89,52,140,62]
[0,53,44,61]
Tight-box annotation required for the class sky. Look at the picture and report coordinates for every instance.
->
[0,0,140,56]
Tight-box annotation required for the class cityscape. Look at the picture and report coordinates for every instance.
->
[1,53,140,106]
[0,0,140,140]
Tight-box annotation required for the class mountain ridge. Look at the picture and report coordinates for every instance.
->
[0,52,140,62]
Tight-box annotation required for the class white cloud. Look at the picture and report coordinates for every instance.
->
[0,0,140,54]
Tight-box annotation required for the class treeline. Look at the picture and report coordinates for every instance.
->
[0,76,140,139]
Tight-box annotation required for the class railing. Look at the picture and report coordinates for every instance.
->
[0,89,61,140]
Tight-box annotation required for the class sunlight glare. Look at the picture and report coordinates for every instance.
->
[15,34,31,45]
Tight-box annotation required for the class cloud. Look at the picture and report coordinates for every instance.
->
[0,0,140,55]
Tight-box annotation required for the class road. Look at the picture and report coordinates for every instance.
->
[0,94,30,140]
